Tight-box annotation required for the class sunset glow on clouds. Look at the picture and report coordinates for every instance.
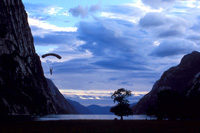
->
[22,0,200,106]
[60,89,148,106]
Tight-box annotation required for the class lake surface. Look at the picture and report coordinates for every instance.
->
[35,115,156,121]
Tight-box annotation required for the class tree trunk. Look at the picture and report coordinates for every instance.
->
[120,116,123,120]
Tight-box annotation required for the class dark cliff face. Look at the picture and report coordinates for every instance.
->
[132,51,200,114]
[0,0,76,115]
[46,79,77,114]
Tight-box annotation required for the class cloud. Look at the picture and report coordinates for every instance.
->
[77,18,144,56]
[44,7,69,16]
[100,5,144,23]
[93,59,149,71]
[139,12,167,28]
[74,17,157,72]
[141,0,175,9]
[104,5,142,16]
[69,4,101,18]
[62,89,148,106]
[191,23,200,33]
[150,39,199,57]
[119,81,133,86]
[24,2,69,18]
[28,18,77,35]
[89,4,101,12]
[187,34,200,42]
[69,5,89,18]
[139,12,190,41]
[33,31,77,45]
[158,29,183,38]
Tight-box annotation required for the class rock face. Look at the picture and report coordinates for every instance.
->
[0,0,76,115]
[132,51,200,114]
[46,79,77,114]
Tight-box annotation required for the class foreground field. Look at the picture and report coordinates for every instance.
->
[0,120,200,132]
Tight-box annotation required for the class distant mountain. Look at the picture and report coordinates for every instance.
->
[132,51,200,115]
[87,105,112,114]
[66,99,92,114]
[66,98,137,115]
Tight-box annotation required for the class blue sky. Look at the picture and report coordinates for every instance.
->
[22,0,200,106]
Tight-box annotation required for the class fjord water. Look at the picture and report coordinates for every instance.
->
[35,115,155,121]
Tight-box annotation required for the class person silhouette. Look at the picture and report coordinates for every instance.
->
[50,67,53,75]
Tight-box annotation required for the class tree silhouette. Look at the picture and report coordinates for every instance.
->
[110,88,133,120]
[155,90,183,120]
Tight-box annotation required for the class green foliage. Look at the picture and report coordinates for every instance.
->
[110,88,133,120]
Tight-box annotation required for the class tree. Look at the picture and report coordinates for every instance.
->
[110,88,133,120]
[155,90,183,120]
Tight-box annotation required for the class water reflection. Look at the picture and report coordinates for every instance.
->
[35,115,156,121]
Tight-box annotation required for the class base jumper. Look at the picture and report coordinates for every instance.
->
[50,67,53,75]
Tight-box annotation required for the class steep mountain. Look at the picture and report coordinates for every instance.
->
[132,51,200,114]
[130,102,137,107]
[0,0,76,115]
[66,99,92,114]
[46,79,77,114]
[87,105,112,114]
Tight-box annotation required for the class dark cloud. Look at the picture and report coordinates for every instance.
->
[93,59,149,71]
[187,34,200,41]
[109,77,119,81]
[141,0,175,9]
[69,4,100,18]
[30,25,78,46]
[89,4,101,12]
[77,19,142,57]
[75,18,152,71]
[139,12,188,40]
[33,30,76,45]
[158,29,183,38]
[104,5,142,16]
[190,24,200,33]
[150,39,198,57]
[139,13,167,28]
[119,81,133,86]
[69,5,89,18]
[50,59,98,74]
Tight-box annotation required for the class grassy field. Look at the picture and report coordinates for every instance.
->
[0,120,200,132]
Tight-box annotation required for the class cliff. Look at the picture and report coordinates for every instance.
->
[46,79,77,114]
[0,0,76,115]
[132,51,200,114]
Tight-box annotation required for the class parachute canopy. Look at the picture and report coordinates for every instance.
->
[42,53,62,59]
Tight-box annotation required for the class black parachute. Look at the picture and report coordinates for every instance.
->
[41,53,62,59]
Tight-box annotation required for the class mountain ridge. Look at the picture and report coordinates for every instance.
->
[87,104,112,114]
[132,51,200,114]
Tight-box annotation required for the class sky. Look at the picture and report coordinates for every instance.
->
[22,0,200,106]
